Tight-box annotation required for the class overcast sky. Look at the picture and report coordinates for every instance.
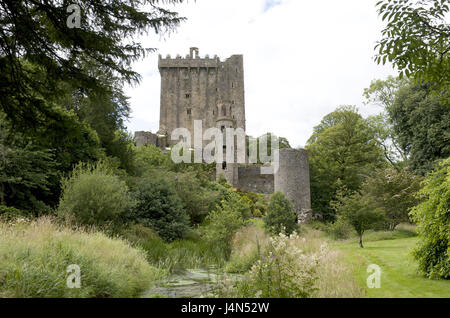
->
[124,0,398,148]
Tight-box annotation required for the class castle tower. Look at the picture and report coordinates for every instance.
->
[275,148,312,223]
[215,101,239,186]
[157,48,245,145]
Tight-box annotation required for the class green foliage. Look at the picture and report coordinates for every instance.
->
[58,162,133,226]
[0,205,27,221]
[306,106,385,220]
[203,199,247,259]
[149,170,223,224]
[410,158,450,279]
[117,224,225,272]
[134,145,169,173]
[225,232,320,298]
[0,116,58,212]
[388,83,450,174]
[332,189,385,248]
[264,192,298,235]
[327,218,354,240]
[0,0,185,129]
[0,218,160,297]
[130,178,189,242]
[246,133,291,163]
[362,167,423,230]
[375,0,450,93]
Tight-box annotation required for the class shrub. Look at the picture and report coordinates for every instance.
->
[225,225,269,274]
[153,170,222,224]
[410,158,450,279]
[264,191,298,235]
[332,191,385,248]
[222,232,320,298]
[130,178,189,242]
[327,218,354,240]
[118,224,225,272]
[57,162,133,225]
[202,199,247,259]
[0,205,27,221]
[0,217,160,297]
[362,167,422,230]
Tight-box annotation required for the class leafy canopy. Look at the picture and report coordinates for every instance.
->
[375,0,450,91]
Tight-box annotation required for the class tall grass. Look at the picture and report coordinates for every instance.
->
[0,217,162,297]
[118,224,226,272]
[221,225,364,298]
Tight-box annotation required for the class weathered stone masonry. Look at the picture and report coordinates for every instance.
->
[135,48,312,222]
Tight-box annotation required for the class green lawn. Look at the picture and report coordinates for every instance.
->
[334,237,450,298]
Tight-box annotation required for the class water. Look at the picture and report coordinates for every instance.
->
[143,268,239,298]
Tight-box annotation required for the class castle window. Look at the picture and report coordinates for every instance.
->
[232,100,235,104]
[231,83,234,88]
[221,126,225,132]
[216,88,218,92]
[185,93,190,99]
[222,161,227,170]
[187,108,191,115]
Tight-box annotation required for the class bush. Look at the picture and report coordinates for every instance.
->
[0,205,27,221]
[327,218,354,240]
[332,190,385,248]
[225,225,269,274]
[202,199,247,259]
[410,158,450,279]
[130,178,189,242]
[264,192,298,235]
[57,162,133,225]
[0,217,161,297]
[361,167,422,230]
[222,232,320,298]
[118,224,225,272]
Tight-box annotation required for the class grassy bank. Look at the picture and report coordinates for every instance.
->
[334,230,450,298]
[0,217,162,297]
[118,224,226,272]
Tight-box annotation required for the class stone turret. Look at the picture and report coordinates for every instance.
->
[275,148,312,223]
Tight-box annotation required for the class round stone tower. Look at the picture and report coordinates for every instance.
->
[215,101,238,186]
[274,148,312,223]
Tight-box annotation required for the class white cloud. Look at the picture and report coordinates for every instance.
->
[124,0,397,148]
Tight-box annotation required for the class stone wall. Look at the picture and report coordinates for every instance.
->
[274,148,312,222]
[158,48,245,143]
[237,166,274,194]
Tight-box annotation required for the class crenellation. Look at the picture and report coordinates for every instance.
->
[138,48,311,222]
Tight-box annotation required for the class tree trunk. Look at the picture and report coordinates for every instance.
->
[359,235,364,248]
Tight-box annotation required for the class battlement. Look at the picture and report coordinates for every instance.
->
[159,47,220,69]
[158,47,243,69]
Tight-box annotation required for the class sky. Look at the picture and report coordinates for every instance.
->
[124,0,398,148]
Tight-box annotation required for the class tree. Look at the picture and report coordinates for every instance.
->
[0,0,185,130]
[362,167,423,230]
[409,157,450,279]
[364,76,410,167]
[130,178,189,242]
[0,112,58,213]
[332,191,385,248]
[306,106,385,220]
[264,191,298,235]
[375,0,450,93]
[388,82,450,173]
[203,199,246,259]
[58,161,133,225]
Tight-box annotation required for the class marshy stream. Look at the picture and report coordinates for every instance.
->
[143,268,240,298]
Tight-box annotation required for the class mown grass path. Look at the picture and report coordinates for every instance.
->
[334,237,450,298]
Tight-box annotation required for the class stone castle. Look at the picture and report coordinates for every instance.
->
[135,48,312,222]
